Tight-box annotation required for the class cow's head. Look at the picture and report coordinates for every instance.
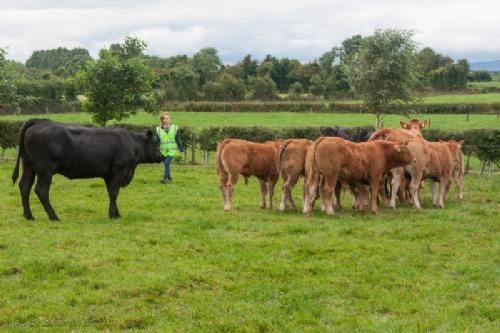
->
[143,129,163,163]
[394,141,417,165]
[400,119,427,131]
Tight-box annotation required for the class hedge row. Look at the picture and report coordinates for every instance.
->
[1,121,499,166]
[0,100,81,115]
[165,101,500,115]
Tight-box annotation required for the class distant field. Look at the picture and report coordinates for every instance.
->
[1,112,499,131]
[1,158,499,332]
[468,81,500,88]
[421,93,500,104]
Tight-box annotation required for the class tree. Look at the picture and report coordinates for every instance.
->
[164,64,199,101]
[203,73,245,101]
[309,74,326,97]
[343,29,421,127]
[288,82,303,100]
[191,47,223,86]
[26,47,92,76]
[469,70,492,82]
[77,37,159,126]
[249,76,277,100]
[0,48,28,109]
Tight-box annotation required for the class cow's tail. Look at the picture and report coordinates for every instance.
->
[215,139,232,176]
[277,139,293,178]
[12,119,37,185]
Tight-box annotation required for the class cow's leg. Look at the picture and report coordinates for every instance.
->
[303,174,318,216]
[439,178,451,208]
[19,165,36,220]
[430,180,439,206]
[334,181,342,210]
[219,173,228,210]
[104,176,122,219]
[410,174,422,209]
[267,179,277,209]
[321,174,337,215]
[278,174,288,211]
[258,179,267,209]
[389,168,402,209]
[225,173,239,211]
[34,173,59,221]
[284,175,299,211]
[369,177,381,215]
[453,168,463,200]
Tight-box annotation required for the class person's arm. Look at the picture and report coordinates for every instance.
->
[175,127,185,152]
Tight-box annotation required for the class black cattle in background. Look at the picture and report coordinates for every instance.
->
[320,126,375,142]
[12,119,163,220]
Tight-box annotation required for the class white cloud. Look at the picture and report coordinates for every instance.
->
[1,0,499,63]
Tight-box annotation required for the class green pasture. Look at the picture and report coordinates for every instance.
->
[421,93,500,104]
[1,112,499,131]
[0,158,499,332]
[468,81,500,88]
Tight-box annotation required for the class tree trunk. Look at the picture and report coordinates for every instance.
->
[191,135,196,164]
[480,160,486,175]
[375,110,382,129]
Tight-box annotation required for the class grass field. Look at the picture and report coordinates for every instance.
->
[421,93,500,104]
[1,112,499,130]
[0,158,499,332]
[468,81,500,88]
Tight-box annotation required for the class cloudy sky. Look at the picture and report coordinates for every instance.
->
[1,0,499,64]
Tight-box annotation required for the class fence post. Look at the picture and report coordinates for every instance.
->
[465,155,470,175]
[466,110,469,122]
[191,134,196,164]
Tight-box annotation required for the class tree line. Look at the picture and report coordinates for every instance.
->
[0,29,495,125]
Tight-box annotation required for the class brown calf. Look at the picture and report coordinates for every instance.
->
[216,139,283,211]
[405,140,464,208]
[277,139,314,212]
[303,138,415,216]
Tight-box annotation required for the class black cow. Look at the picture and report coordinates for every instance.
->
[349,127,375,142]
[319,126,350,139]
[12,119,163,220]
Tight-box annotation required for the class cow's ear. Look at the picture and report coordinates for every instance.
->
[458,140,464,146]
[146,129,154,139]
[400,121,407,129]
[420,120,427,129]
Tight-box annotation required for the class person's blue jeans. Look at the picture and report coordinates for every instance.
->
[163,155,174,179]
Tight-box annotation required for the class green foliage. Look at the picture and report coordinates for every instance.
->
[309,74,326,97]
[191,47,223,86]
[0,48,24,107]
[429,61,470,91]
[288,82,304,100]
[469,70,492,82]
[343,29,421,125]
[203,73,245,101]
[25,47,92,76]
[77,37,159,126]
[163,64,200,101]
[249,76,278,100]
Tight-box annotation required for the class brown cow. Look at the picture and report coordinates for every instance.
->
[277,139,314,212]
[405,140,464,208]
[369,120,426,208]
[216,139,283,211]
[303,138,415,216]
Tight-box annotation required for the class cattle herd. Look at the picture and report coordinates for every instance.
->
[11,118,463,220]
[216,119,464,216]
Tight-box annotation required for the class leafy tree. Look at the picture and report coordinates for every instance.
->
[288,82,304,100]
[227,54,258,82]
[249,76,277,100]
[429,61,469,91]
[26,47,92,76]
[191,47,223,86]
[77,37,159,126]
[469,70,492,82]
[0,48,29,108]
[203,73,245,101]
[163,64,199,101]
[343,29,421,127]
[309,74,326,97]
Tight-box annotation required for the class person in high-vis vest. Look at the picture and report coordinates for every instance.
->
[156,113,184,183]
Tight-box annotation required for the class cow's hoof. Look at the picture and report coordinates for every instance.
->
[24,215,35,220]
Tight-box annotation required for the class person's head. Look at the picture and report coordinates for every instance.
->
[160,112,171,126]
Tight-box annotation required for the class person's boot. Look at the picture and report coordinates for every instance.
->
[160,177,167,184]
[167,176,173,182]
